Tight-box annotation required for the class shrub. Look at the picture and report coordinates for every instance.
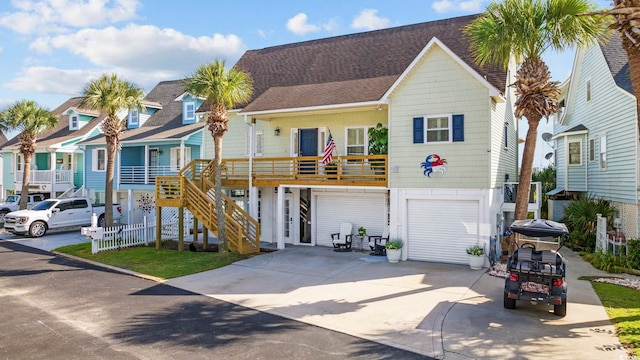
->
[591,252,624,274]
[562,194,617,251]
[385,239,403,250]
[627,239,640,270]
[466,245,484,256]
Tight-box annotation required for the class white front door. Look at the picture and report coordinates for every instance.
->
[283,189,300,244]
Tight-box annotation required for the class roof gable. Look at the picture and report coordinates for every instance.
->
[383,37,502,100]
[600,34,633,96]
[234,14,505,111]
[1,97,106,151]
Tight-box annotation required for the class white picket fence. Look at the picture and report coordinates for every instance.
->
[90,216,180,254]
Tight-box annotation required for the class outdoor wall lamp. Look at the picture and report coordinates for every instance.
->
[274,127,281,136]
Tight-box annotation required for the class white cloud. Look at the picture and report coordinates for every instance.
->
[351,9,389,31]
[5,66,99,95]
[0,46,3,55]
[29,24,246,77]
[432,0,485,13]
[323,18,340,33]
[286,13,319,35]
[0,0,140,35]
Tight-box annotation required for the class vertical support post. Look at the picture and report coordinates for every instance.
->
[143,215,148,246]
[193,217,199,244]
[203,225,209,249]
[155,206,162,250]
[276,186,284,250]
[178,206,184,251]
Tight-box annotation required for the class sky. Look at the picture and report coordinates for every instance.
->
[0,0,612,167]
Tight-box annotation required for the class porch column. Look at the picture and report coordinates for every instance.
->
[49,150,56,198]
[144,145,149,184]
[247,116,258,219]
[276,186,285,249]
[127,189,133,224]
[180,140,186,170]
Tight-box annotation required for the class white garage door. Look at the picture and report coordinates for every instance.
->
[316,193,386,248]
[407,199,479,264]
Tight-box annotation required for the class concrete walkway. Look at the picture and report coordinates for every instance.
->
[167,246,629,359]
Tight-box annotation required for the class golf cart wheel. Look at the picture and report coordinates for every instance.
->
[29,221,47,237]
[503,293,516,309]
[554,302,567,317]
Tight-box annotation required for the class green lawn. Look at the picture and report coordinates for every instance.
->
[591,281,640,356]
[54,242,248,279]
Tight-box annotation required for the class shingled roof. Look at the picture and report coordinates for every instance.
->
[1,97,107,150]
[0,131,8,149]
[233,14,505,112]
[600,34,634,95]
[80,79,204,145]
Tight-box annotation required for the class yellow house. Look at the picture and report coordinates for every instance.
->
[193,15,520,265]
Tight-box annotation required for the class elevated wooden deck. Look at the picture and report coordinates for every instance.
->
[218,155,388,187]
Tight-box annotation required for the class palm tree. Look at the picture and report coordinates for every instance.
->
[0,100,58,209]
[80,74,145,226]
[183,60,253,253]
[582,0,640,133]
[465,0,608,253]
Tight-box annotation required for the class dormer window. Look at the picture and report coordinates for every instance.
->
[185,102,195,120]
[130,109,139,126]
[70,115,78,130]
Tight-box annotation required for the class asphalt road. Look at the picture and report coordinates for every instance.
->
[0,240,428,360]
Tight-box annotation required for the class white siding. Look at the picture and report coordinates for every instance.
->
[490,65,518,188]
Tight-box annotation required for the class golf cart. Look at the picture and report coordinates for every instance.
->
[503,219,569,316]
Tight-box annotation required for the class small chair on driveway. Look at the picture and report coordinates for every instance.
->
[331,222,353,252]
[368,226,389,256]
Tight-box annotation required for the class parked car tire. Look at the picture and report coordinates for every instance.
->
[29,221,48,237]
[553,302,567,317]
[98,215,106,228]
[503,293,516,309]
[0,210,8,224]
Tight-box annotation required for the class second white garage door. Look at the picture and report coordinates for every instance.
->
[407,199,480,264]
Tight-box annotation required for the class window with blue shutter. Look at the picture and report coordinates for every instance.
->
[452,114,464,142]
[413,117,424,143]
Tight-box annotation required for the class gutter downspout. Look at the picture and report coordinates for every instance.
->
[246,115,257,219]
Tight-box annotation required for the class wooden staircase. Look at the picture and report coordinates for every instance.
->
[156,159,260,255]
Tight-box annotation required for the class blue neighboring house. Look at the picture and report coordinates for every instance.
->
[0,97,108,200]
[550,34,637,237]
[79,80,205,224]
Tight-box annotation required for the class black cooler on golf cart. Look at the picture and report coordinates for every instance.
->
[504,219,569,316]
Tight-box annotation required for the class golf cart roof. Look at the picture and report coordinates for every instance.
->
[509,219,569,238]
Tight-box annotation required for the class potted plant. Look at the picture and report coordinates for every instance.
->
[385,239,403,263]
[466,244,485,270]
[368,123,388,176]
[357,226,367,237]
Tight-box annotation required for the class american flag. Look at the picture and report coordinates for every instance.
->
[322,131,336,164]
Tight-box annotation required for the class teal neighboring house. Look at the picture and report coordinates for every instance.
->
[0,131,8,200]
[550,35,637,237]
[78,80,206,224]
[0,97,108,200]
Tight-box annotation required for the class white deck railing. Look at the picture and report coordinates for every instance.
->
[120,165,177,185]
[15,170,73,184]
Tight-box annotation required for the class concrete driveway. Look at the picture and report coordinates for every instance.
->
[1,228,628,359]
[167,246,627,359]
